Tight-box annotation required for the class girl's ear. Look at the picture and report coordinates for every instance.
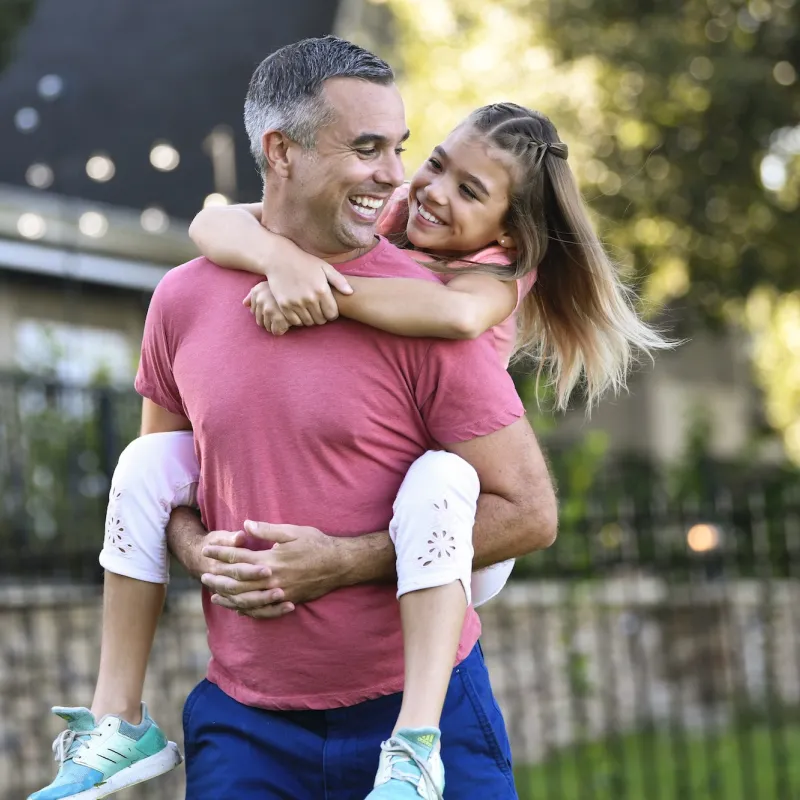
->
[498,230,517,250]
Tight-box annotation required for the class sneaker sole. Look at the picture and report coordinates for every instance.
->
[66,743,183,799]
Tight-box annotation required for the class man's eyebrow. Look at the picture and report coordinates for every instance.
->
[352,130,411,147]
[433,146,490,198]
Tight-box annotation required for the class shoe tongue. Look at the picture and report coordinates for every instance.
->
[396,727,441,760]
[52,706,97,733]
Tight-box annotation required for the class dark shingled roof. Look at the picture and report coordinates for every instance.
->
[0,0,340,219]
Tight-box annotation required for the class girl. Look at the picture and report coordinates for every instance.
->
[31,103,670,800]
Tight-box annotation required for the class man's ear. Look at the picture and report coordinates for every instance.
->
[262,130,293,179]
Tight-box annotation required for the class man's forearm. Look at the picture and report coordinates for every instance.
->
[471,493,548,570]
[338,530,397,586]
[339,490,547,586]
[166,507,207,579]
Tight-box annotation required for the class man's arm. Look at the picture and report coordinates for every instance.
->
[448,416,557,568]
[201,416,556,614]
[336,416,556,585]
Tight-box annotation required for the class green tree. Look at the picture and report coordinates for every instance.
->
[345,0,800,461]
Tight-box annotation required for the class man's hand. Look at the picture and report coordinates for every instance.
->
[178,527,263,582]
[200,520,349,619]
[246,254,353,329]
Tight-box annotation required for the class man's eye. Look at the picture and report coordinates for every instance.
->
[357,148,377,156]
[396,147,407,155]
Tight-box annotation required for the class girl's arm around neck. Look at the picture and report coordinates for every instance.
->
[189,203,277,275]
[336,271,519,340]
[189,203,353,327]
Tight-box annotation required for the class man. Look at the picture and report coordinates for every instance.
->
[141,36,556,799]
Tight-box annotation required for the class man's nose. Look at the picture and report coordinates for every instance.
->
[374,150,405,189]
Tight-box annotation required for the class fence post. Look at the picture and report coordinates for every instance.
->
[97,387,118,486]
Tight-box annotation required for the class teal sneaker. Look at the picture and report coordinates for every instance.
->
[28,703,182,800]
[366,727,445,800]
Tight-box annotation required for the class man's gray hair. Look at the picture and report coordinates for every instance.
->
[244,36,394,175]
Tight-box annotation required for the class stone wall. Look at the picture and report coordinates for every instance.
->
[3,577,799,799]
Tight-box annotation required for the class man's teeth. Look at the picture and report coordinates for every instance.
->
[419,205,444,225]
[350,196,383,217]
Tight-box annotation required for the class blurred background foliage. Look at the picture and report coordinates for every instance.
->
[360,0,800,461]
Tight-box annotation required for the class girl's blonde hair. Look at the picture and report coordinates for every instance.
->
[442,103,673,411]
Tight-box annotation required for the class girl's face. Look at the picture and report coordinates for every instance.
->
[407,124,515,256]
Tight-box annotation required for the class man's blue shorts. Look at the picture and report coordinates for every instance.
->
[182,643,518,799]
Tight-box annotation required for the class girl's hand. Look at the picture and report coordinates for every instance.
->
[244,282,291,336]
[267,254,353,328]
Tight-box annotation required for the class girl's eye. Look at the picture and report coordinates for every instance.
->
[427,158,442,171]
[460,185,478,200]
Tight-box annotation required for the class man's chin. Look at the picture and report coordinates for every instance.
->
[337,222,378,251]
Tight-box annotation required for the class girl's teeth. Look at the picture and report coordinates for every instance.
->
[419,206,443,224]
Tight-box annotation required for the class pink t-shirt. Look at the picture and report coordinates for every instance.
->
[378,184,537,367]
[136,237,524,711]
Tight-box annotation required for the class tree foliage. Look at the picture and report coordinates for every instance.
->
[352,0,800,460]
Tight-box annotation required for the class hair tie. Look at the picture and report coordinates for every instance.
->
[546,141,568,160]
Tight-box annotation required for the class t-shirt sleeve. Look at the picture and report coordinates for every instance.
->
[376,184,410,237]
[134,277,185,415]
[415,334,525,444]
[468,246,537,313]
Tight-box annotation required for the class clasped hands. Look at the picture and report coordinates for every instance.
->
[243,256,353,336]
[196,520,347,619]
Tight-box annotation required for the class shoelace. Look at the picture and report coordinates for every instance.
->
[380,737,443,800]
[52,729,100,765]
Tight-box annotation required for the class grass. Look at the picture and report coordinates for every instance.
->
[515,723,800,800]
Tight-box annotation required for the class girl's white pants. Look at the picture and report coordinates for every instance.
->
[100,433,514,608]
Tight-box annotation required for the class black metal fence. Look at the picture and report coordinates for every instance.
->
[2,373,800,800]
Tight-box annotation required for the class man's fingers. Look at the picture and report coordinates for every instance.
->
[322,265,353,295]
[243,520,299,544]
[202,561,271,582]
[244,602,295,619]
[205,530,247,549]
[210,592,294,616]
[202,544,264,565]
[202,574,279,597]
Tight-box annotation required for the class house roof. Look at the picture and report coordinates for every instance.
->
[0,0,340,220]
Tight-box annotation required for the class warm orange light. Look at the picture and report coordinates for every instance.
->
[687,524,720,553]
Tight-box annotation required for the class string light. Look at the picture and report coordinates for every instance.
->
[79,211,108,238]
[140,207,169,234]
[26,163,54,189]
[86,154,116,183]
[17,213,47,240]
[150,142,180,172]
[203,193,229,208]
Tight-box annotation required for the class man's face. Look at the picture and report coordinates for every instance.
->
[290,78,408,259]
